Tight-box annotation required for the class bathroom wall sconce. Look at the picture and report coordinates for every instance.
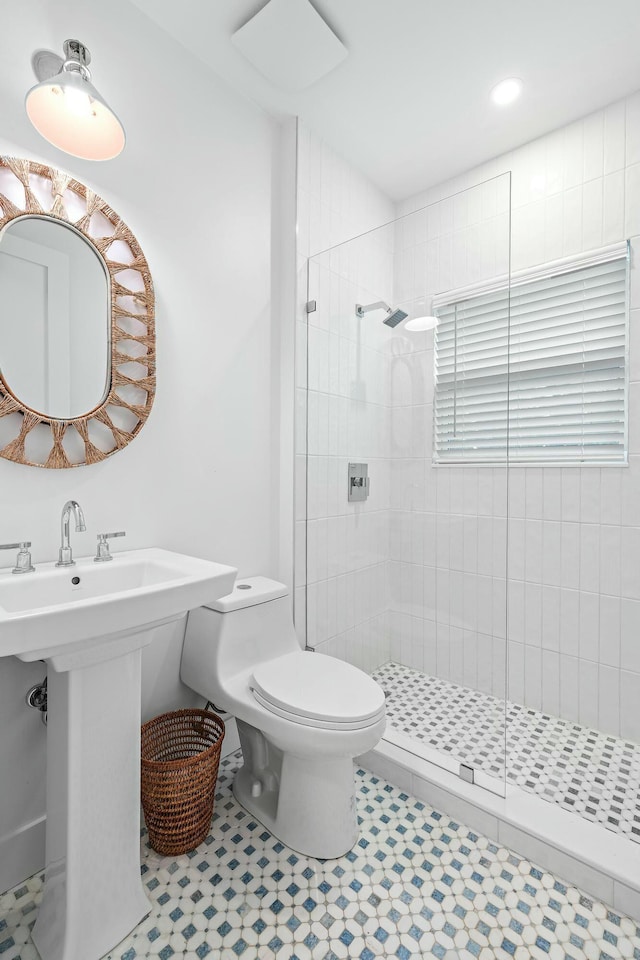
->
[25,39,125,161]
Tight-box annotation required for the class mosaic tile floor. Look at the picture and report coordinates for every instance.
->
[373,662,640,844]
[2,751,639,960]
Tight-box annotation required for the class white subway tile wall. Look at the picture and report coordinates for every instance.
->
[295,122,395,671]
[393,91,640,742]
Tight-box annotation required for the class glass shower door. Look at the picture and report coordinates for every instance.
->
[303,219,395,676]
[301,173,511,798]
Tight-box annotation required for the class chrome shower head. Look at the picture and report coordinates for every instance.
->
[383,307,408,328]
[355,301,408,328]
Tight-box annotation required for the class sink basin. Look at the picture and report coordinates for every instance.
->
[0,547,237,960]
[0,547,236,668]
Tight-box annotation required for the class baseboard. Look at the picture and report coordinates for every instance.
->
[358,737,640,923]
[0,816,45,896]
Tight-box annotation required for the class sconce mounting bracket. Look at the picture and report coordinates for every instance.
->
[32,40,91,82]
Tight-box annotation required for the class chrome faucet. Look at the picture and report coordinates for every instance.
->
[56,501,86,567]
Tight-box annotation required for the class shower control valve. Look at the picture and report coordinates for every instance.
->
[348,463,370,502]
[94,531,126,562]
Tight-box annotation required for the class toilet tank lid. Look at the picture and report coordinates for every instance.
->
[203,576,289,612]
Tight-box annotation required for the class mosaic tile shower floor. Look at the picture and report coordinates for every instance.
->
[1,751,639,960]
[372,662,640,844]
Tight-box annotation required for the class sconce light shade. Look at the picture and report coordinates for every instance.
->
[25,40,125,161]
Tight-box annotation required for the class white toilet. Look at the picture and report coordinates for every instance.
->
[180,576,386,859]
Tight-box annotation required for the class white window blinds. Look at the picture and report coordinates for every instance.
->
[433,242,629,464]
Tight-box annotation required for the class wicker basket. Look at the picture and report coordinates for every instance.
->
[141,708,225,855]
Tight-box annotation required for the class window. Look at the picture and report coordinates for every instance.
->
[433,242,629,464]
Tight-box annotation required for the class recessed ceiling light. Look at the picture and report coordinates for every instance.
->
[490,77,522,107]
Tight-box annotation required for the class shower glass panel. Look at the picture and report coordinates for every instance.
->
[304,173,512,797]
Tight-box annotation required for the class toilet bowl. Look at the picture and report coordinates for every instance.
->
[180,577,386,858]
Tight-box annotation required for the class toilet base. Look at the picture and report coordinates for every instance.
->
[234,719,359,859]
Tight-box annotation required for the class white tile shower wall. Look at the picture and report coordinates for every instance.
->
[380,177,511,700]
[303,254,393,669]
[393,91,640,741]
[295,121,395,668]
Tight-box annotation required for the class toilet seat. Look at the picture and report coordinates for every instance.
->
[250,651,385,731]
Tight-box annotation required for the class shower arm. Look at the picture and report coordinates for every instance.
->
[355,301,391,318]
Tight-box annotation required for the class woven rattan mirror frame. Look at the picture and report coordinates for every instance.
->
[0,156,155,468]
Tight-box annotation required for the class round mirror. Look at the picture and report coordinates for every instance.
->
[0,215,109,420]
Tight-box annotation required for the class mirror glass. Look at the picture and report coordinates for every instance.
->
[0,215,110,419]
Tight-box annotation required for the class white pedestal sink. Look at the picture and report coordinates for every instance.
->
[0,548,237,960]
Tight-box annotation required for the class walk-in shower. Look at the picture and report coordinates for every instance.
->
[300,170,640,856]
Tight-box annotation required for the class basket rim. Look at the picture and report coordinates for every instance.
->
[141,707,225,770]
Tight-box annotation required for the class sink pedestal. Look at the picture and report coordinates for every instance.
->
[32,645,151,960]
[1,548,237,960]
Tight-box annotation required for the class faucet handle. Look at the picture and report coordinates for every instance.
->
[94,531,126,563]
[0,541,35,575]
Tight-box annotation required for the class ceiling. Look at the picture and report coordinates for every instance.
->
[129,0,640,201]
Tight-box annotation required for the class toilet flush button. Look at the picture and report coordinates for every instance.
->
[237,584,251,590]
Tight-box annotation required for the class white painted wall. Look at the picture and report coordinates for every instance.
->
[0,0,279,893]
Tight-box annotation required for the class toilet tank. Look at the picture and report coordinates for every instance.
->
[180,577,301,703]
